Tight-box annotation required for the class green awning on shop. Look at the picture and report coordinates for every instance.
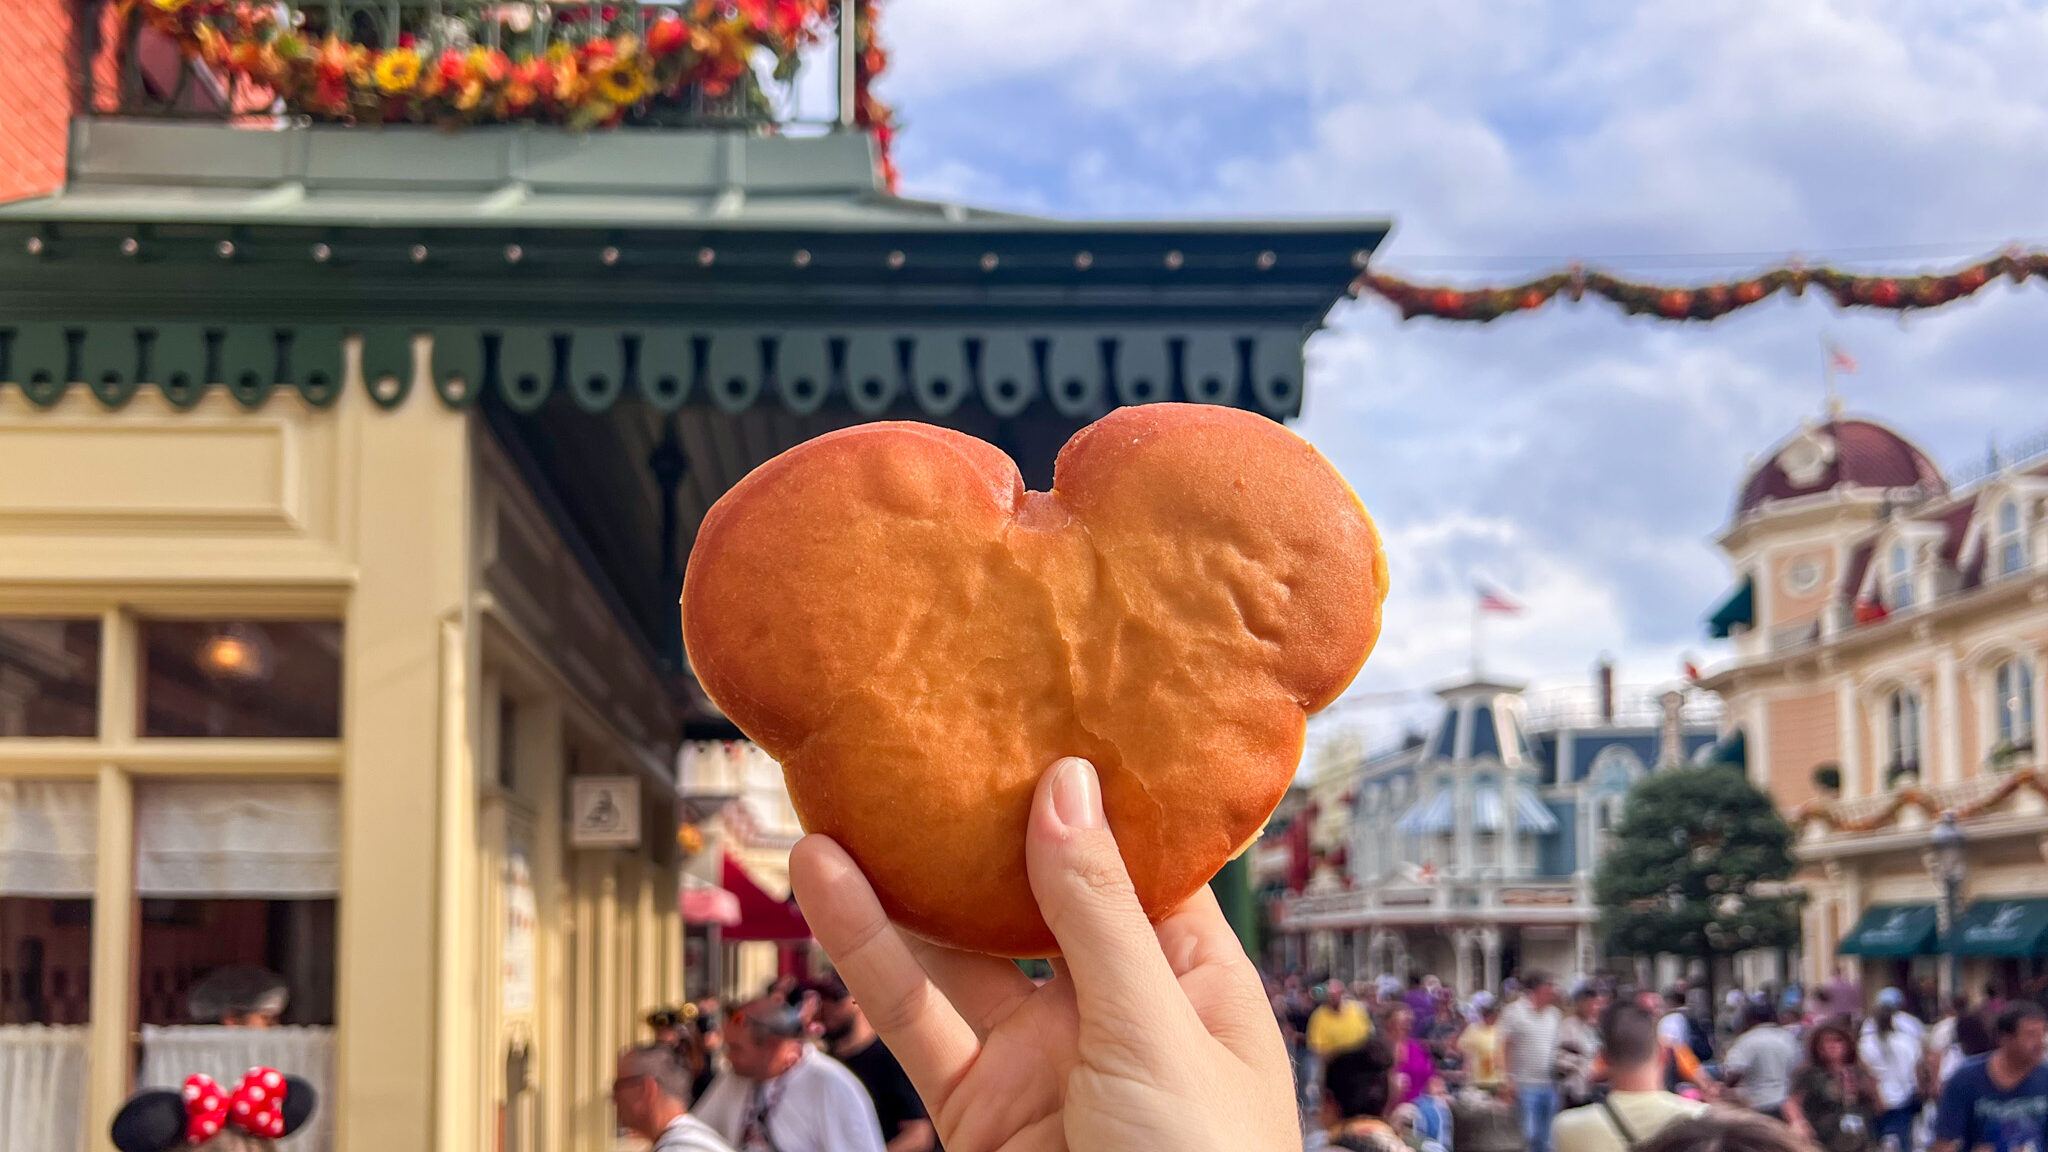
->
[1838,904,1938,956]
[1955,899,2048,956]
[1707,577,1755,639]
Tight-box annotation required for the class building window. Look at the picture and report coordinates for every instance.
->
[0,619,101,738]
[139,620,343,738]
[1886,689,1923,778]
[1996,500,2028,578]
[1995,659,2036,753]
[1886,544,1915,610]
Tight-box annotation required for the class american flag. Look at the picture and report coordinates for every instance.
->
[1475,582,1522,614]
[1826,339,1857,374]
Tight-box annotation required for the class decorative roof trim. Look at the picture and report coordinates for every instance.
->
[0,321,1308,418]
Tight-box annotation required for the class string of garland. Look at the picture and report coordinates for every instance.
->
[1357,247,2048,322]
[131,0,900,190]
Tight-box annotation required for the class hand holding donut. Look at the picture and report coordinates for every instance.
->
[792,757,1301,1152]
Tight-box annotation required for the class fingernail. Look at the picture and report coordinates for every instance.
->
[1051,757,1103,831]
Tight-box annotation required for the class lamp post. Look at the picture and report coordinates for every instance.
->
[1930,811,1968,999]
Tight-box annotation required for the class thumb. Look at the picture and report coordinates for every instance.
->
[1025,757,1196,1039]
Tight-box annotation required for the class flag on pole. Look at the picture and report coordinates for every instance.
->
[1475,582,1522,615]
[1825,339,1857,374]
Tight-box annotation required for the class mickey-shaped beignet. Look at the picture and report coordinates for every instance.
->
[684,403,1386,956]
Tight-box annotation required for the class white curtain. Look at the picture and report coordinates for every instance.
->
[139,1025,335,1152]
[0,781,96,897]
[135,782,339,897]
[0,1025,88,1152]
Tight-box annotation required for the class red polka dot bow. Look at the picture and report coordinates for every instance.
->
[181,1067,290,1143]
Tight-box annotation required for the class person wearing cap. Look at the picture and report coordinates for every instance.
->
[811,974,937,1152]
[692,994,885,1152]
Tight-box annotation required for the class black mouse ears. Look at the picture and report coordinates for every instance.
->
[111,1072,317,1151]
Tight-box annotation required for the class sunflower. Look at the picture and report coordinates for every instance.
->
[147,0,193,11]
[372,47,422,94]
[593,58,649,106]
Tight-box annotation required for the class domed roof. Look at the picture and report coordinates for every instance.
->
[1737,418,1945,517]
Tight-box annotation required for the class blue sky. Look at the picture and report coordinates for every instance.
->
[867,0,2048,748]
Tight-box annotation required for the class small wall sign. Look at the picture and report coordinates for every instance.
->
[570,776,642,848]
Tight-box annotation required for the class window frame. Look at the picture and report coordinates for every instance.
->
[1886,543,1916,610]
[1994,658,2036,751]
[1886,687,1923,776]
[1995,499,2028,578]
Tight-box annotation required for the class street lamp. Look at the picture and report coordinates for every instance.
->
[1930,811,1968,998]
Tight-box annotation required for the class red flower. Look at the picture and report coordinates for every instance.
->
[647,16,688,56]
[1956,266,1990,292]
[1866,279,1901,308]
[397,31,416,48]
[437,49,467,87]
[1659,289,1693,318]
[1734,280,1766,305]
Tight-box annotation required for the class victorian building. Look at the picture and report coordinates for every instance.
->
[1698,413,2048,1003]
[1270,672,1718,991]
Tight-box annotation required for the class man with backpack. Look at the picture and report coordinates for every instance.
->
[1553,1002,1707,1152]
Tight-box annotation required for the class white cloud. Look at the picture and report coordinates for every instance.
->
[875,0,2048,709]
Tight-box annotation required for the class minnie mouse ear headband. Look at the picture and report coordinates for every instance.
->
[112,1067,317,1151]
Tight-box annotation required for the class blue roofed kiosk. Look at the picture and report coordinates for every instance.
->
[0,5,1387,1149]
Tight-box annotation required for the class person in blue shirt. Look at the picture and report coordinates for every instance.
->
[1936,1002,2048,1152]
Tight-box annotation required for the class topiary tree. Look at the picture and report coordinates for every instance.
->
[1594,762,1803,1001]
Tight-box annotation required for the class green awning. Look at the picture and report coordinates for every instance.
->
[1955,899,2048,956]
[1703,729,1747,769]
[1707,577,1755,639]
[1838,904,1938,956]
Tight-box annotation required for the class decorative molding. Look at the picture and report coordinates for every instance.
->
[0,323,1309,419]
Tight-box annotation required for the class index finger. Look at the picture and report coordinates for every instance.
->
[790,835,979,1106]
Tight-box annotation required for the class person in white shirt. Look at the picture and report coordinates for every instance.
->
[614,1044,738,1152]
[1723,1003,1804,1120]
[1553,1002,1707,1152]
[693,996,886,1152]
[1860,989,1926,1152]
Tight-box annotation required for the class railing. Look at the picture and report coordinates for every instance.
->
[1948,424,2048,492]
[1522,683,1724,730]
[91,0,859,130]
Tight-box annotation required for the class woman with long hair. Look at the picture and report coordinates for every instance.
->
[1785,1022,1880,1152]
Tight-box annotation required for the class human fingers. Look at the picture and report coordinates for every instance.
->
[789,835,979,1102]
[902,935,1035,1040]
[1024,757,1200,1043]
[1153,887,1287,1062]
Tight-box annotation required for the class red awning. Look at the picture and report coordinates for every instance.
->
[719,852,811,942]
[681,873,742,927]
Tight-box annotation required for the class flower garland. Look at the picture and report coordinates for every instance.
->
[1791,767,2048,833]
[132,0,898,188]
[1357,247,2048,322]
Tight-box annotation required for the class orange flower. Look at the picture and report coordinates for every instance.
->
[505,57,549,112]
[471,47,511,86]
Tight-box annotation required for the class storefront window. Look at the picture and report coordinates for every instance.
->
[0,619,101,738]
[132,780,341,1152]
[138,620,343,738]
[0,780,95,1152]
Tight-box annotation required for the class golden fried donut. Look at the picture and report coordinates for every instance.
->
[682,403,1386,956]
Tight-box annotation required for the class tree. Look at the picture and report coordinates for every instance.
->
[1594,762,1803,1000]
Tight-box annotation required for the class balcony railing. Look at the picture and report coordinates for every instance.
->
[89,0,863,131]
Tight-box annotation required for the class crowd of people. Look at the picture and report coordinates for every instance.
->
[1265,967,2048,1152]
[625,971,935,1152]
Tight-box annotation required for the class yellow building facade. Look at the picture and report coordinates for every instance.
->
[1701,414,2048,1004]
[0,383,685,1152]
